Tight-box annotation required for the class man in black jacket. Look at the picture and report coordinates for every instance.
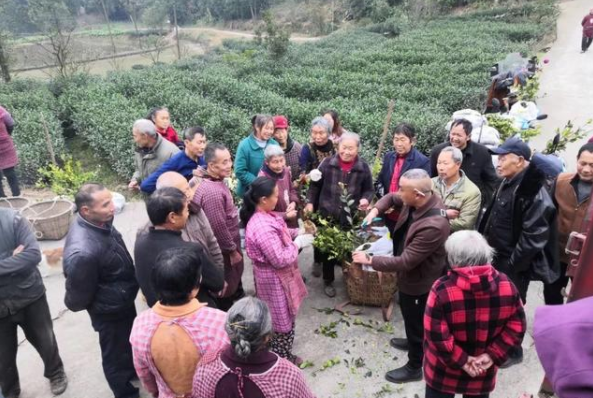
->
[63,184,139,398]
[134,187,224,309]
[478,137,559,368]
[430,119,500,208]
[0,208,67,398]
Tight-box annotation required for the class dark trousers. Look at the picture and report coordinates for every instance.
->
[492,256,526,359]
[314,247,339,284]
[90,308,139,398]
[399,291,429,369]
[543,262,570,305]
[0,294,64,397]
[493,255,530,304]
[0,168,20,197]
[426,385,489,398]
[582,35,593,51]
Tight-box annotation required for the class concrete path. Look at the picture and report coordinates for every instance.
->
[531,0,593,170]
[14,201,547,398]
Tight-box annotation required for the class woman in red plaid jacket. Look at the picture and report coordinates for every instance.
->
[423,230,526,398]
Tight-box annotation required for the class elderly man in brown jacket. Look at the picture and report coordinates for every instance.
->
[138,172,224,271]
[353,168,450,384]
[544,142,593,304]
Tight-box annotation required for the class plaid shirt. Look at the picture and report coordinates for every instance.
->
[423,265,526,395]
[194,178,240,254]
[245,211,306,333]
[193,346,316,398]
[130,304,229,398]
[284,139,302,179]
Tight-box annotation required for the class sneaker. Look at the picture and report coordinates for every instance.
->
[312,262,322,277]
[50,372,68,395]
[385,364,422,383]
[389,337,410,351]
[324,284,336,297]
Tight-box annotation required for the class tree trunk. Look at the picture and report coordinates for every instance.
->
[0,38,11,83]
[173,5,181,60]
[99,0,118,64]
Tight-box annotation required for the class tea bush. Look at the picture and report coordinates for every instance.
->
[0,81,66,183]
[5,0,556,181]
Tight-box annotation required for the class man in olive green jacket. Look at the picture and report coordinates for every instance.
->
[129,119,179,191]
[432,146,482,231]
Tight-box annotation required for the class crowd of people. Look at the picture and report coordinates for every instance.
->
[1,105,593,398]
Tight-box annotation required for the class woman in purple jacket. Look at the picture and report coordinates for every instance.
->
[0,105,19,197]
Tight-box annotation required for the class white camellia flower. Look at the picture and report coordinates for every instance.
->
[309,169,322,182]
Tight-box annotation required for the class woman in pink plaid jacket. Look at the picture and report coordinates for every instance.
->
[241,177,314,365]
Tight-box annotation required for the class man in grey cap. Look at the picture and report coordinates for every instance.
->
[478,137,558,368]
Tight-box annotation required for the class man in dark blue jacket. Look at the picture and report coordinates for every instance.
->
[376,123,430,229]
[63,184,139,398]
[0,208,67,398]
[141,127,207,194]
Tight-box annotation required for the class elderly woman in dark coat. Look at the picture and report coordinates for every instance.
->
[304,132,374,297]
[0,105,19,197]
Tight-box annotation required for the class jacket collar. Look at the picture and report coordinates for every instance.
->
[261,164,285,179]
[152,298,206,318]
[462,140,474,157]
[434,170,468,195]
[148,227,183,237]
[77,214,112,235]
[327,154,365,172]
[412,193,444,220]
[247,134,278,151]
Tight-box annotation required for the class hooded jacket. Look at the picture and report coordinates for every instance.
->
[534,296,593,398]
[424,265,526,395]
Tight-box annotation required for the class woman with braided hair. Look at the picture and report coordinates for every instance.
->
[192,297,316,398]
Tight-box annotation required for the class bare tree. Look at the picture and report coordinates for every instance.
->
[98,0,120,70]
[28,0,81,78]
[0,31,12,83]
[140,35,169,64]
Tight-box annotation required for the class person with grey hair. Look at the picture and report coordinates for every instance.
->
[258,145,300,228]
[299,116,335,176]
[423,231,526,398]
[432,146,481,232]
[129,118,179,191]
[306,131,373,297]
[193,297,316,398]
[353,168,450,384]
[234,114,279,197]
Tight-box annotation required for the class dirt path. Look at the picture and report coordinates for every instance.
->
[531,0,593,170]
[180,26,320,47]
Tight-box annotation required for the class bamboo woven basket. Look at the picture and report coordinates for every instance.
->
[0,197,31,210]
[343,260,398,307]
[21,199,74,240]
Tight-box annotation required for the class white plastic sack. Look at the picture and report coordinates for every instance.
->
[509,101,539,129]
[471,125,500,149]
[355,235,394,273]
[112,192,126,214]
[451,109,487,130]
